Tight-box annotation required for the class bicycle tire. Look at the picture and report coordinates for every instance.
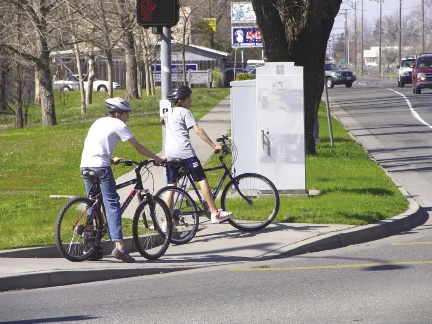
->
[221,173,280,232]
[155,186,199,245]
[55,196,104,262]
[132,196,172,260]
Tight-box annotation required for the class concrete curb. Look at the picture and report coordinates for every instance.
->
[0,193,423,292]
[277,192,425,259]
[0,266,196,292]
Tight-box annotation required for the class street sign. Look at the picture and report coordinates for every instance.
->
[152,64,198,82]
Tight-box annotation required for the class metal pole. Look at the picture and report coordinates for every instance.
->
[324,70,334,147]
[344,10,348,64]
[161,27,172,167]
[398,0,402,64]
[161,27,172,99]
[422,0,425,53]
[379,0,382,77]
[361,0,364,75]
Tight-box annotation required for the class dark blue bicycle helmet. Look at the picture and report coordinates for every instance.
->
[167,86,192,105]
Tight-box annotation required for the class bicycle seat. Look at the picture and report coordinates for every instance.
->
[82,169,99,183]
[168,159,191,176]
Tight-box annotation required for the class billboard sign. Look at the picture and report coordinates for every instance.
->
[232,27,262,48]
[231,2,256,24]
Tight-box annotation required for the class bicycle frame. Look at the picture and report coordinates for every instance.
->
[175,159,253,214]
[116,171,145,215]
[87,161,152,232]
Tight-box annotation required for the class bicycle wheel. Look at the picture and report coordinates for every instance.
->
[155,186,199,245]
[55,196,104,262]
[221,173,280,232]
[132,196,172,260]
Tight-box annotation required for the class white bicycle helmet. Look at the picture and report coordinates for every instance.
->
[105,97,132,114]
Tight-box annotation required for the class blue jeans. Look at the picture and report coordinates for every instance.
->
[80,166,123,242]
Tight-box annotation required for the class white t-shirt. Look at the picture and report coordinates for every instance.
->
[164,107,197,160]
[80,117,134,168]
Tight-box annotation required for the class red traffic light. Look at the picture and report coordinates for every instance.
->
[137,0,179,27]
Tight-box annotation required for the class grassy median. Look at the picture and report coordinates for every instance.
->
[0,88,407,250]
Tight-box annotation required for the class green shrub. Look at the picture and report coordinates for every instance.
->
[212,67,225,88]
[236,72,255,81]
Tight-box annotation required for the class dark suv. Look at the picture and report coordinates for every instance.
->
[324,62,356,88]
[412,54,432,94]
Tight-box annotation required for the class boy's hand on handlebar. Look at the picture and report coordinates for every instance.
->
[214,144,222,154]
[153,157,167,166]
[112,157,124,165]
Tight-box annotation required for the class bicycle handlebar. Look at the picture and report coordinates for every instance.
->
[215,135,232,156]
[118,159,155,167]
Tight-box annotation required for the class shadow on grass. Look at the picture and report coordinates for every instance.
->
[319,187,396,196]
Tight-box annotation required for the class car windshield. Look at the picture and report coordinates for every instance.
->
[417,59,432,68]
[402,60,415,67]
[325,63,341,71]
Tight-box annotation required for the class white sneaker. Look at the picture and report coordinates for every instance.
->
[211,209,233,224]
[161,221,168,233]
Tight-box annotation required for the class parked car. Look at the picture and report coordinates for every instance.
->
[396,57,415,87]
[243,65,258,75]
[53,74,120,92]
[53,76,79,91]
[324,62,356,88]
[412,54,432,94]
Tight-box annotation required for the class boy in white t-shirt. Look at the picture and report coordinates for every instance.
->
[80,97,165,263]
[161,86,232,224]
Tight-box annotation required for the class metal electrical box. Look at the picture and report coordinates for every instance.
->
[230,62,306,193]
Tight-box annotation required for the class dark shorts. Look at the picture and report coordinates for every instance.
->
[166,156,206,184]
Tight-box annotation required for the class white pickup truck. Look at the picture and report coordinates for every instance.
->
[53,74,120,92]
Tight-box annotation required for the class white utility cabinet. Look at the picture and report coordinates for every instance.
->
[230,62,306,193]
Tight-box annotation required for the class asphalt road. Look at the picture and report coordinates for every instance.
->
[327,76,432,208]
[2,77,432,323]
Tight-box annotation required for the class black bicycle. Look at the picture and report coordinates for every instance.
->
[155,135,280,245]
[55,160,172,262]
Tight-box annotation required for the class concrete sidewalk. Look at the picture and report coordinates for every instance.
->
[0,96,425,292]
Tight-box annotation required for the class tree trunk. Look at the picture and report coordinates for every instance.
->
[124,31,139,100]
[39,64,56,126]
[252,0,342,155]
[139,29,156,96]
[33,69,41,106]
[87,49,96,104]
[74,44,87,114]
[0,68,6,110]
[13,62,24,128]
[35,1,56,126]
[105,50,114,98]
[115,0,138,100]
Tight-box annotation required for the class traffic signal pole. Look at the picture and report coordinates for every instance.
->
[136,0,179,163]
[161,27,172,100]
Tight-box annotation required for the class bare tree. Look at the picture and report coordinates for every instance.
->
[116,0,139,100]
[174,0,231,84]
[0,0,74,126]
[0,54,8,111]
[66,0,121,102]
[0,0,79,126]
[137,28,158,96]
[252,0,342,155]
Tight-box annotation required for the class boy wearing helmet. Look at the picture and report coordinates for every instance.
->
[80,97,165,263]
[162,86,233,223]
